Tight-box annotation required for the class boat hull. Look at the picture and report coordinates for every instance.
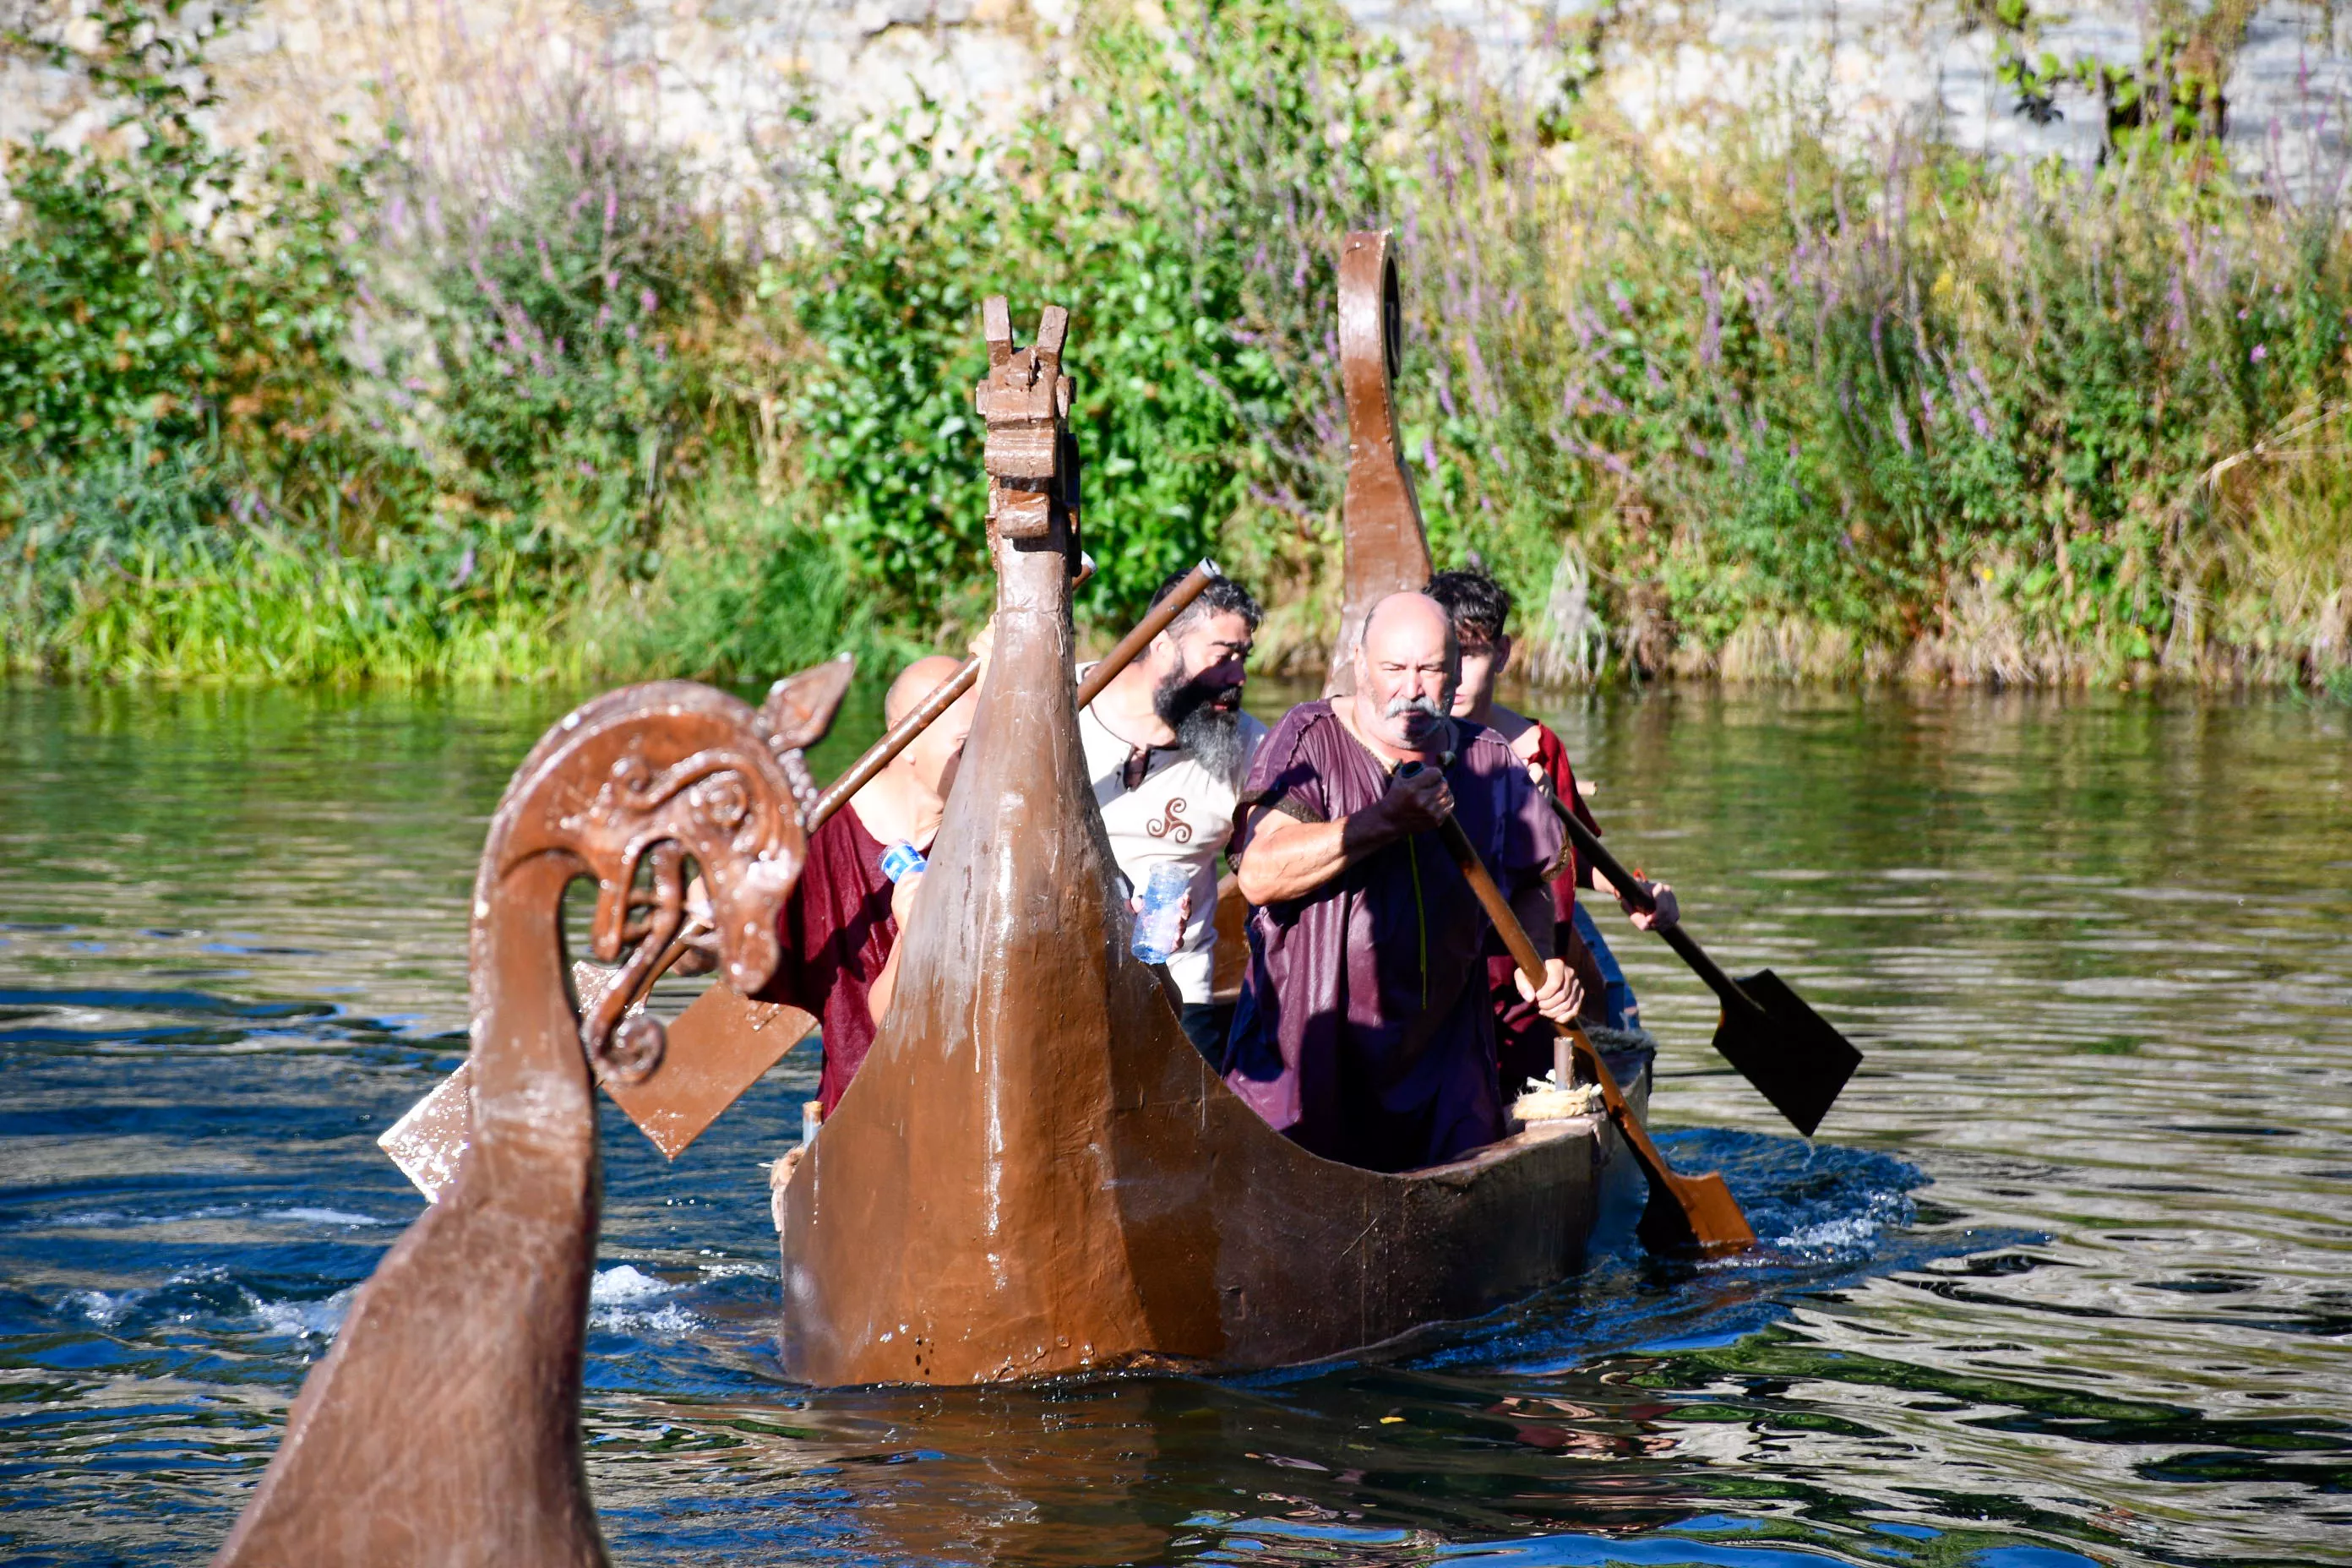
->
[775,1030,1649,1383]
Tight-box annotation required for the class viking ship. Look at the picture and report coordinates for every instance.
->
[363,232,1683,1399]
[770,236,1659,1387]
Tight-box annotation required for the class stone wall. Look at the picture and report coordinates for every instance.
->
[4,0,2348,194]
[1,0,1072,194]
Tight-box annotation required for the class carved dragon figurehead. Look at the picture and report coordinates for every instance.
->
[216,668,851,1568]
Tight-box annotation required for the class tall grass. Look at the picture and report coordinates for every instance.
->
[1391,92,2352,684]
[3,0,2347,689]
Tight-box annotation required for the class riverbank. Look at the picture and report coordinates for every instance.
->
[4,0,2349,689]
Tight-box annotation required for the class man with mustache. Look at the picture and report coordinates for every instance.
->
[1079,568,1267,1058]
[1222,592,1583,1172]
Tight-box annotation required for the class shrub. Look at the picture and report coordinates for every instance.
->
[0,0,359,474]
[3,0,2347,689]
[375,92,748,586]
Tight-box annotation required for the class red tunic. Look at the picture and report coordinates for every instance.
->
[750,803,896,1117]
[1489,720,1604,1092]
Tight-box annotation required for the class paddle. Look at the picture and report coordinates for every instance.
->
[1545,797,1860,1138]
[380,560,1230,1195]
[1419,791,1754,1255]
[607,554,1227,1017]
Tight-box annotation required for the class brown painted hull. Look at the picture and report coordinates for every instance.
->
[771,978,1647,1383]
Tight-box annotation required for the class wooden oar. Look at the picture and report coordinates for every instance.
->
[601,555,1224,1019]
[1425,803,1754,1255]
[381,560,1228,1196]
[1546,797,1860,1138]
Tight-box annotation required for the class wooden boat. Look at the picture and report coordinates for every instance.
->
[772,246,1652,1387]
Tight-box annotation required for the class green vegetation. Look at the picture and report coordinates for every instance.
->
[3,0,2347,686]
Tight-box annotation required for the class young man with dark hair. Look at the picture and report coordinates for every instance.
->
[1424,566,1675,1093]
[1079,567,1269,1059]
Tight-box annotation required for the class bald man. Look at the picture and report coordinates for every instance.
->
[1222,593,1580,1171]
[746,655,977,1118]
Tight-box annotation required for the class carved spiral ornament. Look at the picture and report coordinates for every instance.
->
[484,679,852,1093]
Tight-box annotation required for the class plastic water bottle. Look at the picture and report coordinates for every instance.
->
[879,841,927,883]
[1130,863,1190,966]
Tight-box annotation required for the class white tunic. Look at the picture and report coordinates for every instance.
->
[1075,687,1268,1007]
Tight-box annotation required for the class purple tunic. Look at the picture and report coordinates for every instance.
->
[1221,700,1565,1172]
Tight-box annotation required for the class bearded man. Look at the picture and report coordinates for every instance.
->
[1222,592,1582,1173]
[1078,569,1267,1058]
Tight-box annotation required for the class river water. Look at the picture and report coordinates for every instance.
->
[1,681,2346,1566]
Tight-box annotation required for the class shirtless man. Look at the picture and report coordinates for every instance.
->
[691,655,977,1119]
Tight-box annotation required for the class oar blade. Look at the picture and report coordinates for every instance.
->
[1636,1168,1756,1255]
[602,986,814,1158]
[1708,968,1861,1138]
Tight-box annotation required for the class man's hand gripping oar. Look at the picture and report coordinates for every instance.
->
[379,561,1231,1199]
[1414,773,1755,1256]
[1544,798,1862,1138]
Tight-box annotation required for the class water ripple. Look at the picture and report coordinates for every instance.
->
[2,683,2348,1566]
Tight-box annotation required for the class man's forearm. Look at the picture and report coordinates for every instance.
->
[867,940,904,1025]
[1235,809,1400,904]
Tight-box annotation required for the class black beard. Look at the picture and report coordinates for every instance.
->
[1155,667,1247,776]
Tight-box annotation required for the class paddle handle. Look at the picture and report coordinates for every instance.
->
[806,559,1219,834]
[1429,812,1756,1254]
[1546,796,1761,1021]
[1075,559,1222,709]
[1429,814,1613,1094]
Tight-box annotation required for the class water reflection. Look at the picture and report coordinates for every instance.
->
[2,681,2348,1565]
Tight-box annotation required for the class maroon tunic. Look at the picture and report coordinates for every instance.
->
[1222,701,1565,1172]
[749,803,895,1117]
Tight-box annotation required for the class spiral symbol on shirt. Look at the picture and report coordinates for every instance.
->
[1147,798,1195,843]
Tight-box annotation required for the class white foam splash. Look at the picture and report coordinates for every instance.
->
[266,1208,385,1227]
[590,1265,673,1304]
[599,1303,701,1338]
[1771,1188,1917,1260]
[63,1288,144,1327]
[587,1265,701,1337]
[249,1286,355,1340]
[1778,1215,1885,1252]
